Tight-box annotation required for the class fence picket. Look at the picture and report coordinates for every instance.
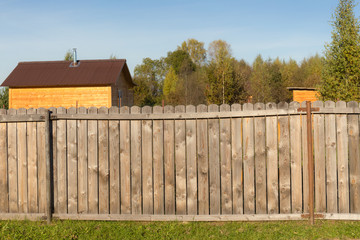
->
[301,101,309,213]
[348,101,360,213]
[197,105,209,215]
[98,107,109,214]
[231,104,243,214]
[7,109,17,213]
[254,103,266,214]
[67,107,78,214]
[130,106,142,214]
[109,107,120,214]
[266,103,278,214]
[56,107,67,214]
[27,108,38,213]
[289,102,302,213]
[77,107,88,214]
[243,103,255,214]
[0,109,8,213]
[186,105,197,215]
[120,106,131,214]
[17,108,27,213]
[175,105,186,215]
[88,107,98,214]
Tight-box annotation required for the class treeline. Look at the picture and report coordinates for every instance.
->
[132,39,323,106]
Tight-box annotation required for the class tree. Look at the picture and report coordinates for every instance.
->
[320,0,360,101]
[132,58,166,106]
[0,87,9,109]
[64,49,73,61]
[178,38,206,66]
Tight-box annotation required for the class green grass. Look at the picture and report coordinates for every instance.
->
[1,220,360,239]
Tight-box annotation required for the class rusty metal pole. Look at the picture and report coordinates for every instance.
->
[306,101,315,225]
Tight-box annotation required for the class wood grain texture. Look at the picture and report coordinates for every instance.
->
[208,104,220,215]
[301,101,309,213]
[98,107,109,214]
[17,108,27,213]
[220,104,232,214]
[0,109,8,212]
[164,106,175,215]
[26,108,38,213]
[109,107,120,214]
[152,106,164,215]
[196,105,209,215]
[36,108,47,214]
[67,107,78,214]
[336,101,349,213]
[130,106,142,215]
[324,101,337,213]
[348,101,360,213]
[56,107,67,214]
[7,109,17,213]
[186,105,197,215]
[77,107,88,214]
[289,102,302,213]
[87,107,98,214]
[266,103,278,214]
[254,103,266,214]
[175,105,186,215]
[278,102,291,214]
[120,106,131,214]
[142,106,153,215]
[243,103,255,214]
[231,104,243,214]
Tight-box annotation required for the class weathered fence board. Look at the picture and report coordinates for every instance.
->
[1,101,360,221]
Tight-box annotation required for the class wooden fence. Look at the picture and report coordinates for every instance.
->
[0,101,360,221]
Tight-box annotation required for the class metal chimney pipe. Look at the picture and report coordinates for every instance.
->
[72,48,77,66]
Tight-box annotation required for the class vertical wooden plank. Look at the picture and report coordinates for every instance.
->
[300,101,309,213]
[67,107,78,214]
[7,108,17,213]
[153,106,164,215]
[142,106,153,214]
[289,102,302,213]
[164,105,175,215]
[98,107,109,214]
[231,104,243,214]
[186,105,197,215]
[49,107,57,214]
[0,109,8,212]
[336,101,349,213]
[348,101,360,213]
[243,103,255,214]
[197,105,209,215]
[131,106,142,214]
[208,104,220,215]
[27,108,38,213]
[220,104,232,214]
[109,106,120,214]
[17,108,27,213]
[77,107,88,214]
[37,108,47,214]
[266,102,278,214]
[324,101,337,213]
[312,101,326,213]
[88,107,98,214]
[254,103,266,214]
[56,107,67,214]
[278,102,291,214]
[120,106,131,214]
[175,105,186,215]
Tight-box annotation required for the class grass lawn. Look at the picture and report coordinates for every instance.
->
[1,220,360,239]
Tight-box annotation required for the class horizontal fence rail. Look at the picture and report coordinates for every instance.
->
[0,101,359,221]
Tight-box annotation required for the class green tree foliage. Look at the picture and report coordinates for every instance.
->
[178,38,206,66]
[0,87,9,109]
[320,0,360,101]
[132,58,166,106]
[64,49,73,61]
[163,66,182,105]
[298,54,324,87]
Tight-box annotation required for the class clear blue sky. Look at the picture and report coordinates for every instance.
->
[0,0,357,83]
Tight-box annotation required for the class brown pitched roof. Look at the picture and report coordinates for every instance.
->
[2,59,135,87]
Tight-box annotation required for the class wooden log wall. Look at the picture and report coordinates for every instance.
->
[0,101,360,220]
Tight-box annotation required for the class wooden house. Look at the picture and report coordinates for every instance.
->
[287,87,319,103]
[2,59,135,109]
